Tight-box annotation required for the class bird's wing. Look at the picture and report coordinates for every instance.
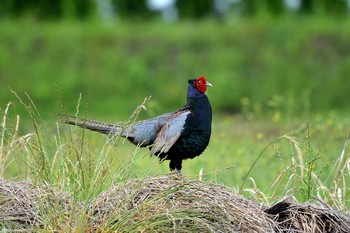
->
[57,114,122,135]
[150,110,191,155]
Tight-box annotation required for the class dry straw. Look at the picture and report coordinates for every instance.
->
[1,176,350,232]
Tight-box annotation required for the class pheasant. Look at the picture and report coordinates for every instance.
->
[59,76,212,174]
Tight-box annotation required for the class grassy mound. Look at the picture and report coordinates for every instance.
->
[1,176,350,232]
[88,176,274,232]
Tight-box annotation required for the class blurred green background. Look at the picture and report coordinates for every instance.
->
[1,0,350,190]
[1,0,350,122]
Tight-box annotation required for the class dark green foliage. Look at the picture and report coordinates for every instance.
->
[113,0,156,20]
[242,0,281,16]
[0,0,349,20]
[0,0,95,19]
[176,0,213,19]
[300,0,314,14]
[299,0,348,16]
[320,0,348,16]
[266,0,285,15]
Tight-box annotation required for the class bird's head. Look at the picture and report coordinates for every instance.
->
[188,76,212,97]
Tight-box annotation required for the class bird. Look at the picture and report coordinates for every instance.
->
[59,76,212,175]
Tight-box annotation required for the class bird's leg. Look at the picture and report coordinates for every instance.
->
[169,159,183,176]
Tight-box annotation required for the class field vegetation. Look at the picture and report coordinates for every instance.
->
[1,16,350,231]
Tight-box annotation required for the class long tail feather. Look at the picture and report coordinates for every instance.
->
[57,114,122,135]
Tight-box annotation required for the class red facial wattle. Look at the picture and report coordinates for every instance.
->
[195,76,209,93]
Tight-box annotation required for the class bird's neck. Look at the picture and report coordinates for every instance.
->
[187,85,206,98]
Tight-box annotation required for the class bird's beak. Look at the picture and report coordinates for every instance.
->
[206,81,213,87]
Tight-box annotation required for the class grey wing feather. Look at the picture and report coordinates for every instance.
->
[150,110,190,155]
[123,112,172,146]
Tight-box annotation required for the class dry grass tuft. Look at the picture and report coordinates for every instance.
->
[2,176,350,232]
[0,180,77,230]
[265,199,350,232]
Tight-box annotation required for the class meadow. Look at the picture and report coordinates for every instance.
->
[1,16,350,230]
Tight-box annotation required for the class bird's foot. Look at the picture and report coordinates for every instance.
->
[169,169,182,177]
